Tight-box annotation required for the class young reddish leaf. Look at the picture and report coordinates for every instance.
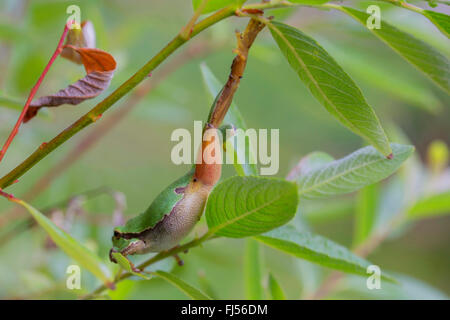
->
[73,47,117,74]
[25,47,116,122]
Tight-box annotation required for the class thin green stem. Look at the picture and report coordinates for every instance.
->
[0,6,235,189]
[82,232,216,300]
[242,1,296,11]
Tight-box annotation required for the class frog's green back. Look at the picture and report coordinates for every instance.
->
[117,167,195,234]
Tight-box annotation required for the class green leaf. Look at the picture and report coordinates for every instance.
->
[200,63,258,176]
[244,239,264,299]
[153,270,212,300]
[320,41,442,113]
[330,5,450,94]
[422,10,450,38]
[192,0,246,14]
[407,191,450,219]
[268,21,391,156]
[288,0,330,4]
[15,199,113,286]
[267,273,286,300]
[255,225,392,280]
[287,151,334,181]
[297,144,414,199]
[206,176,299,237]
[110,252,152,280]
[353,184,379,246]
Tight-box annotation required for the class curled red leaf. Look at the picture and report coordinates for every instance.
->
[72,47,117,74]
[25,47,116,122]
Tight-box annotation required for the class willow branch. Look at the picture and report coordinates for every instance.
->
[83,18,264,300]
[82,232,214,300]
[0,23,70,163]
[208,18,265,127]
[0,6,236,189]
[0,42,214,231]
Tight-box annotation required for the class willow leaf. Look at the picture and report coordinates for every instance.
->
[15,199,113,287]
[206,176,298,237]
[269,21,391,156]
[255,225,393,280]
[329,5,450,94]
[297,144,414,199]
[423,10,450,38]
[154,271,212,300]
[268,273,286,300]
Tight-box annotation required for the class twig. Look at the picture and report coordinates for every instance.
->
[0,22,70,163]
[0,7,236,189]
[180,0,208,40]
[208,18,265,128]
[0,0,301,189]
[0,42,214,235]
[82,18,265,300]
[82,232,214,300]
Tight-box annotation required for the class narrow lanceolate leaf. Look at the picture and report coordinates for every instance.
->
[25,47,116,122]
[244,239,264,300]
[407,191,450,219]
[288,0,330,4]
[353,184,379,246]
[422,10,450,38]
[206,176,299,237]
[15,199,113,287]
[192,0,246,14]
[268,273,286,300]
[297,144,414,199]
[330,5,450,94]
[200,63,258,176]
[153,271,212,300]
[286,151,334,181]
[255,225,392,280]
[110,252,151,280]
[269,21,391,157]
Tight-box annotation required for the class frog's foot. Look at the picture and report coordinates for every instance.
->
[109,248,118,263]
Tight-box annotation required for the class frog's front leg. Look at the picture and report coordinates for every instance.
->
[109,239,146,273]
[121,239,146,256]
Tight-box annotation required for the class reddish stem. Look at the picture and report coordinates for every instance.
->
[0,188,17,202]
[0,22,70,163]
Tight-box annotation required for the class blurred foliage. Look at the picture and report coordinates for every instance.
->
[0,0,449,299]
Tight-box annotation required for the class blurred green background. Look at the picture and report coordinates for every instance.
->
[0,0,449,299]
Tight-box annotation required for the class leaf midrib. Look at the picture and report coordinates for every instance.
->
[269,21,386,152]
[298,150,404,196]
[209,187,292,234]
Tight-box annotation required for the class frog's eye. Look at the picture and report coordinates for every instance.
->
[193,178,198,182]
